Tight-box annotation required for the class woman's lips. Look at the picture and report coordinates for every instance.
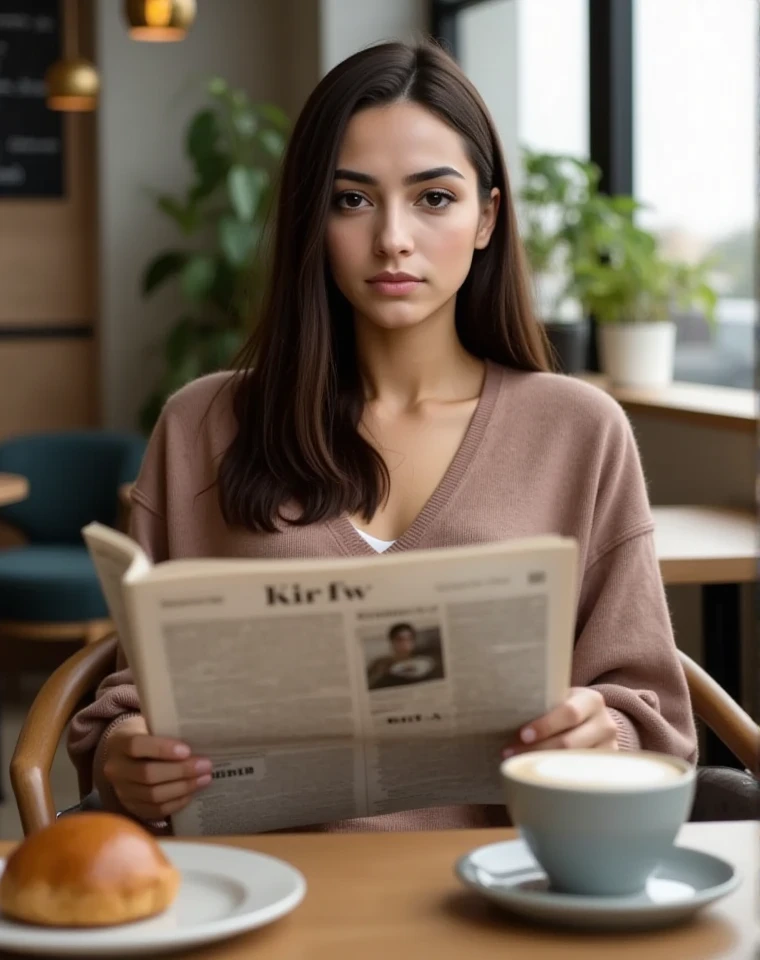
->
[368,279,423,296]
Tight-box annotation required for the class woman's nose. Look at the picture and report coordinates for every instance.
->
[374,206,414,258]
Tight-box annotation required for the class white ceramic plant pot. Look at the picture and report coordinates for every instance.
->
[597,321,676,388]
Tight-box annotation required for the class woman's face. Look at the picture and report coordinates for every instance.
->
[326,101,499,333]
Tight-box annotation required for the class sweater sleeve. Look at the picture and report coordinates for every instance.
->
[572,529,698,761]
[569,393,697,762]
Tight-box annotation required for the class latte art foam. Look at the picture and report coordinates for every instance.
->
[507,752,686,790]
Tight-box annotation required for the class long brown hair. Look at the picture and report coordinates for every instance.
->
[218,39,551,533]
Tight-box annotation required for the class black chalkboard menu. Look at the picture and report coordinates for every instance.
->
[0,0,64,198]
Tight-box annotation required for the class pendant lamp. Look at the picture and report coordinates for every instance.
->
[124,0,197,42]
[45,0,99,111]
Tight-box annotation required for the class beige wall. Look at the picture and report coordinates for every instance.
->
[319,0,429,72]
[277,0,321,118]
[95,0,286,430]
[459,0,520,186]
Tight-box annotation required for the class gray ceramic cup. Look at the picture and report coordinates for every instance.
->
[501,749,696,897]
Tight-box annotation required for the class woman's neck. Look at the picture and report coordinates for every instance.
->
[354,311,484,410]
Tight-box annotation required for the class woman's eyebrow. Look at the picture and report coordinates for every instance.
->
[334,166,465,186]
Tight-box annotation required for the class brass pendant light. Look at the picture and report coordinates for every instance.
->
[45,0,99,112]
[124,0,197,42]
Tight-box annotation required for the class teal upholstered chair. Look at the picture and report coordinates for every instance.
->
[0,430,147,645]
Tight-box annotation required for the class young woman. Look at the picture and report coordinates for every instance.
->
[69,39,697,832]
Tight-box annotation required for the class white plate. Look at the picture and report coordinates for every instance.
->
[389,656,434,680]
[0,841,306,957]
[455,838,739,931]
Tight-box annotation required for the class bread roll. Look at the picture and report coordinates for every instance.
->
[0,812,180,927]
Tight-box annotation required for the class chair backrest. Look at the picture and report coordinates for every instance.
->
[678,649,759,774]
[0,430,147,544]
[10,633,119,835]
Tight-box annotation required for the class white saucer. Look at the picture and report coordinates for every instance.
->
[390,655,435,680]
[0,841,306,956]
[455,838,739,931]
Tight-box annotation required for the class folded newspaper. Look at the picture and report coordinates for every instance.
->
[83,522,579,835]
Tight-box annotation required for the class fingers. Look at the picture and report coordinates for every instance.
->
[103,728,215,821]
[124,734,193,762]
[519,688,604,747]
[137,757,213,786]
[127,793,198,822]
[502,688,619,758]
[111,768,213,821]
[104,755,211,788]
[127,774,212,806]
[506,714,618,756]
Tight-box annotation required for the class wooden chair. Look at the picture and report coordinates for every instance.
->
[677,650,758,774]
[11,633,119,836]
[10,640,760,836]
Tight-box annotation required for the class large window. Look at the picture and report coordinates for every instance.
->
[458,0,588,317]
[634,0,757,388]
[434,0,757,387]
[458,0,588,180]
[516,0,588,161]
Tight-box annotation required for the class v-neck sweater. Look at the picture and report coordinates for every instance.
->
[68,362,697,835]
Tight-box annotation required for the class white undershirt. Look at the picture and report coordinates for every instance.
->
[352,524,396,553]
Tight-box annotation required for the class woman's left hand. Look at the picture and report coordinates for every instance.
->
[503,687,618,759]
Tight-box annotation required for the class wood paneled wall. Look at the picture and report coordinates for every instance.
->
[0,0,98,438]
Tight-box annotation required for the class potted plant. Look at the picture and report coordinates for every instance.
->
[520,148,719,387]
[518,148,593,374]
[138,77,290,432]
[567,207,718,388]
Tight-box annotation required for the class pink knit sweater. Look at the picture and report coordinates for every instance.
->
[68,361,697,833]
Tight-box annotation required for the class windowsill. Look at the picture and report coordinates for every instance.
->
[577,373,757,432]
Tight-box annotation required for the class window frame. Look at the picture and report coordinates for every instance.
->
[431,0,630,372]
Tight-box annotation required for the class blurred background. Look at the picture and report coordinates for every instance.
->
[0,0,755,435]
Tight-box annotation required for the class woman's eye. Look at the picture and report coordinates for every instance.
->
[335,192,368,210]
[419,190,455,210]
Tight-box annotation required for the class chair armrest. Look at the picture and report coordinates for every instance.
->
[10,633,119,835]
[678,650,759,773]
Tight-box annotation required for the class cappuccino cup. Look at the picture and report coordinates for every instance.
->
[501,749,696,897]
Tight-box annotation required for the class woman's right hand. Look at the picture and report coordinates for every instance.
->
[101,715,213,821]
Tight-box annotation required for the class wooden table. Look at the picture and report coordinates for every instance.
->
[576,373,757,433]
[613,381,757,434]
[652,505,757,768]
[653,506,756,586]
[0,822,754,959]
[0,474,28,508]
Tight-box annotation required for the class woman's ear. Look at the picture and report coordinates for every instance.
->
[474,187,501,250]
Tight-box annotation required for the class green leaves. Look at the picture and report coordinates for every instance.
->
[258,128,286,159]
[157,195,200,235]
[219,217,260,267]
[138,78,290,432]
[227,166,267,222]
[519,145,719,327]
[138,318,245,435]
[180,255,216,301]
[185,108,229,200]
[252,102,290,133]
[186,109,219,169]
[143,251,187,295]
